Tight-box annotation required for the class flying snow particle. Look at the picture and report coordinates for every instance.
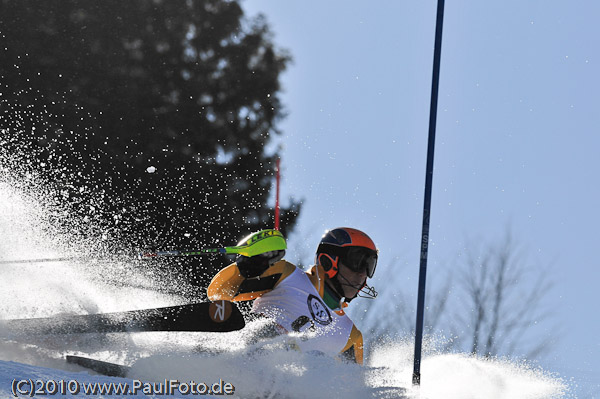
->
[146,166,156,173]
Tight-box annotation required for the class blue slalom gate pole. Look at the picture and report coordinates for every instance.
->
[413,0,446,386]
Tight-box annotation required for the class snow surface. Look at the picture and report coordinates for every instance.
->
[0,176,570,399]
[0,335,568,399]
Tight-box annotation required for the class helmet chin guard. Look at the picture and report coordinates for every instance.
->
[357,283,378,299]
[334,271,378,302]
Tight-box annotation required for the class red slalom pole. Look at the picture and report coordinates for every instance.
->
[274,158,281,230]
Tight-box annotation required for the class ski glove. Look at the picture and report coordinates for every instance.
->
[236,250,285,278]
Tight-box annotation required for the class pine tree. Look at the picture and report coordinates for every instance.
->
[0,0,300,284]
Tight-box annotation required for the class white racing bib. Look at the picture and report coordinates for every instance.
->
[252,267,354,355]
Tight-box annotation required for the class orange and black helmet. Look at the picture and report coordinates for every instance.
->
[316,227,378,279]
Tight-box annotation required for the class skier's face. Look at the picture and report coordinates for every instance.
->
[336,261,368,298]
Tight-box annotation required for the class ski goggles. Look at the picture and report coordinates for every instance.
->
[342,247,378,278]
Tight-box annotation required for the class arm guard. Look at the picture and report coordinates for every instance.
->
[207,260,296,302]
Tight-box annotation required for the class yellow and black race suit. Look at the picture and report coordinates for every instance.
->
[207,260,364,364]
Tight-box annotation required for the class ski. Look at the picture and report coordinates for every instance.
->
[0,301,244,336]
[66,355,130,378]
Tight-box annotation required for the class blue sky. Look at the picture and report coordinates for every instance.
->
[241,1,600,396]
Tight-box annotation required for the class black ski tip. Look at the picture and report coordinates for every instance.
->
[66,355,130,378]
[1,300,246,335]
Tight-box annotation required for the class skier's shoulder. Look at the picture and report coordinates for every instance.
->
[266,259,300,284]
[301,264,329,294]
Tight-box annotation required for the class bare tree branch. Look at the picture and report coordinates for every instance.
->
[449,229,558,359]
[356,228,558,363]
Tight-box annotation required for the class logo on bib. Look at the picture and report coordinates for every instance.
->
[307,294,332,325]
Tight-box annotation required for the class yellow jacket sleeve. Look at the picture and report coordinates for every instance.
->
[340,325,364,365]
[207,260,296,302]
